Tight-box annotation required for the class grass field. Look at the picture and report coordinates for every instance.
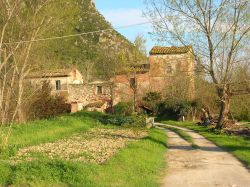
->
[162,120,250,169]
[0,112,167,186]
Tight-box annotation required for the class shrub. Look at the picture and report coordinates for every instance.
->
[113,102,133,116]
[142,92,162,115]
[71,111,105,121]
[157,99,200,120]
[28,81,71,120]
[143,92,162,102]
[100,114,146,127]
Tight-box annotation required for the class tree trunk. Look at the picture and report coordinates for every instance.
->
[133,89,136,113]
[216,86,231,129]
[110,84,114,114]
[192,107,196,122]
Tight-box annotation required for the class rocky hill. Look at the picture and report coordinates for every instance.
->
[32,0,137,81]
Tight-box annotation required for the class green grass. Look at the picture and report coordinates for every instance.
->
[0,112,167,186]
[160,125,199,148]
[91,129,167,187]
[162,120,250,169]
[241,122,250,127]
[0,112,100,158]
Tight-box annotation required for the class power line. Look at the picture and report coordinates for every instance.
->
[2,21,156,45]
[2,0,249,45]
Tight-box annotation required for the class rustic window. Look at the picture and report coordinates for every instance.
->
[55,80,61,90]
[166,64,173,73]
[97,86,103,95]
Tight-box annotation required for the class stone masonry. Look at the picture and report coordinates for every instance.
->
[112,46,195,104]
[68,81,112,112]
[28,46,195,113]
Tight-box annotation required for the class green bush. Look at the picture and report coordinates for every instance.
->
[113,102,133,116]
[157,99,200,120]
[100,114,146,127]
[71,111,105,121]
[71,111,146,127]
[28,81,71,120]
[142,92,162,114]
[143,92,162,102]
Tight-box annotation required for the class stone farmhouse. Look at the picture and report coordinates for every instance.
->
[28,46,195,113]
[28,69,112,113]
[28,69,83,91]
[112,45,195,103]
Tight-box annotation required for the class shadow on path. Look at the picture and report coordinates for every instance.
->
[168,145,223,152]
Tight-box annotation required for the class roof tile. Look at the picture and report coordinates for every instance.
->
[28,69,74,78]
[150,46,193,55]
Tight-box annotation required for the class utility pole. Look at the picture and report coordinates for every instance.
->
[130,67,137,113]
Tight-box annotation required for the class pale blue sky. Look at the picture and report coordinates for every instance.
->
[94,0,156,54]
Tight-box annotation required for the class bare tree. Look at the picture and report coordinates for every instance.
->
[145,0,250,128]
[0,0,51,148]
[115,35,148,113]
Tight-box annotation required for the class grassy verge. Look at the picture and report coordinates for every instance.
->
[160,125,199,148]
[0,112,167,186]
[91,129,167,187]
[162,120,250,169]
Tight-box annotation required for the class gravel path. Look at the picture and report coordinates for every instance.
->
[156,123,250,187]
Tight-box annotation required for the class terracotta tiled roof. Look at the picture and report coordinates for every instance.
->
[150,46,193,55]
[28,69,74,78]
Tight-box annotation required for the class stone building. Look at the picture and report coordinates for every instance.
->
[28,45,195,113]
[112,45,195,104]
[149,46,195,99]
[68,80,112,113]
[28,69,112,113]
[28,69,84,95]
[111,64,150,105]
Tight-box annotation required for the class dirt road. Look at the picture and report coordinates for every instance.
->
[156,123,250,187]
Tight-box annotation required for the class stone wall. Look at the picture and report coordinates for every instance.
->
[28,69,83,93]
[112,73,150,104]
[68,82,112,107]
[112,51,195,104]
[149,51,195,99]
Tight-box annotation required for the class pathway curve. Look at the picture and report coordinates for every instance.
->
[156,123,250,187]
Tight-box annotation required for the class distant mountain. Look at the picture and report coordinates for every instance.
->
[32,0,138,80]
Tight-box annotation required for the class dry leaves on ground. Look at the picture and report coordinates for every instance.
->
[12,128,148,164]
